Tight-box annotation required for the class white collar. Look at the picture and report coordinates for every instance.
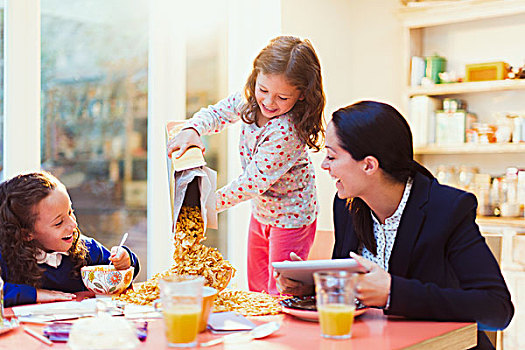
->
[35,249,69,268]
[371,177,413,226]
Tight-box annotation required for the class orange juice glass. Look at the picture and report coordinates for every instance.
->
[163,305,201,344]
[314,271,357,339]
[156,275,204,347]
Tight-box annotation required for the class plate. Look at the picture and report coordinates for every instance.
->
[0,318,20,335]
[280,296,367,322]
[280,296,317,311]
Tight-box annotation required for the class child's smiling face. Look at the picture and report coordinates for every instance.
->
[254,72,302,122]
[32,185,78,253]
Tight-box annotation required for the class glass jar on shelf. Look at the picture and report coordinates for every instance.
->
[509,113,525,143]
[490,177,504,216]
[473,173,492,216]
[458,166,479,191]
[473,123,496,144]
[494,113,512,143]
[500,167,520,217]
[436,165,458,187]
[443,98,466,113]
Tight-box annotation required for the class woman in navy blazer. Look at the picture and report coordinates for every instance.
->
[277,101,513,350]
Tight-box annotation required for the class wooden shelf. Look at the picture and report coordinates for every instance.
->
[477,216,525,228]
[415,143,525,155]
[398,0,525,28]
[408,79,525,97]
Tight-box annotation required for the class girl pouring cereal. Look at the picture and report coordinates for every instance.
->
[167,36,325,294]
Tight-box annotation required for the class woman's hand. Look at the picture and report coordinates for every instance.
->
[109,247,131,270]
[167,128,205,159]
[350,252,391,308]
[36,289,76,303]
[275,252,315,296]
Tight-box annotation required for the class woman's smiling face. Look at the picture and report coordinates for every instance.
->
[32,185,78,253]
[321,122,367,199]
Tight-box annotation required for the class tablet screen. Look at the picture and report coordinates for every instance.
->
[272,259,366,284]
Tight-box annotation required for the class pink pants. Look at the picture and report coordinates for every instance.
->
[247,215,317,295]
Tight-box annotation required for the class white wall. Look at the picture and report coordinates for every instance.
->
[226,0,282,289]
[3,0,41,179]
[147,0,185,277]
[281,0,405,230]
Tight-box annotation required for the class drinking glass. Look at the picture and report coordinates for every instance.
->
[156,275,204,348]
[314,271,358,340]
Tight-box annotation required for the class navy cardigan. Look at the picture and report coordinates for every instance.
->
[333,172,513,349]
[1,236,140,307]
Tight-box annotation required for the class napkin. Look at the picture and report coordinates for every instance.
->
[13,299,98,323]
[207,312,256,333]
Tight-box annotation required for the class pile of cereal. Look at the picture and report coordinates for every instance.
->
[213,290,282,316]
[114,206,234,305]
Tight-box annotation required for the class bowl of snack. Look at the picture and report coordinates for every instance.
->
[215,267,234,292]
[81,265,134,295]
[199,286,218,332]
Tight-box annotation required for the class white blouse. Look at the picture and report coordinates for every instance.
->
[361,177,413,271]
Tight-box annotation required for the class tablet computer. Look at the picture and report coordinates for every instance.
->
[272,259,367,284]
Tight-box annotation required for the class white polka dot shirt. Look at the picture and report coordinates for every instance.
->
[361,177,414,271]
[184,92,318,228]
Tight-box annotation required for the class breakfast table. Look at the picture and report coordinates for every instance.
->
[1,305,477,349]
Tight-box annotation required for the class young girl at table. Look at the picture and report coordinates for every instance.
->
[167,36,325,294]
[0,172,140,307]
[277,101,513,350]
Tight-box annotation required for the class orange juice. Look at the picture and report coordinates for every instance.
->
[318,303,355,337]
[163,305,201,345]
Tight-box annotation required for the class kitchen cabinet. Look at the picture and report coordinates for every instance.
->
[399,1,525,349]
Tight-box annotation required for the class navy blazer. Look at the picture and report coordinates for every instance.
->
[333,172,513,349]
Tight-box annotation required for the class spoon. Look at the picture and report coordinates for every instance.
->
[200,321,281,347]
[109,232,128,265]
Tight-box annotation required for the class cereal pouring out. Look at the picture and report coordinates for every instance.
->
[114,207,234,305]
[114,206,282,317]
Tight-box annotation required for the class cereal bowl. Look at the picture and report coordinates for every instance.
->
[199,286,218,332]
[81,265,134,295]
[215,267,234,292]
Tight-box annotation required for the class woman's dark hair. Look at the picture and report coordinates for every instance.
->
[0,172,88,287]
[331,101,433,254]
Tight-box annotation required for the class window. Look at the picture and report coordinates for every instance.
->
[41,1,148,280]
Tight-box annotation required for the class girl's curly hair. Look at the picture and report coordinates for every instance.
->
[240,36,326,151]
[0,172,88,287]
